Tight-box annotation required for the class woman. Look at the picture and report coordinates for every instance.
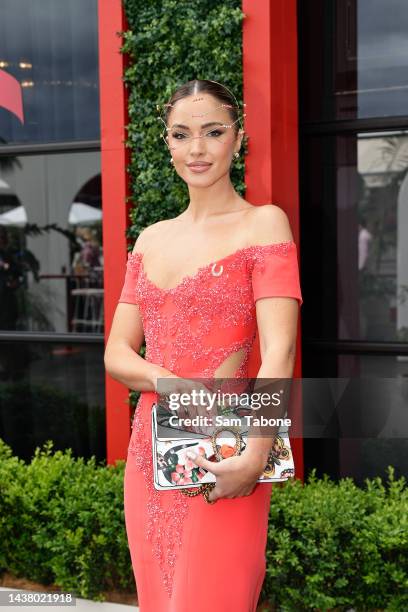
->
[104,79,303,612]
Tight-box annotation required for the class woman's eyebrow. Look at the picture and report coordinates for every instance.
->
[170,121,224,130]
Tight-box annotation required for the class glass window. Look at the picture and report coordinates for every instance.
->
[0,340,106,461]
[301,130,408,344]
[302,353,408,483]
[299,0,408,122]
[0,151,102,333]
[299,1,408,483]
[0,0,99,144]
[338,352,408,483]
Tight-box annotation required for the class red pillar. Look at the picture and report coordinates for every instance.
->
[242,0,304,481]
[98,0,132,463]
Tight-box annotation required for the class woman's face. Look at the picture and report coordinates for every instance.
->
[165,93,243,187]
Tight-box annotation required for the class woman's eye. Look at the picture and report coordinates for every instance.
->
[172,132,187,140]
[207,130,223,137]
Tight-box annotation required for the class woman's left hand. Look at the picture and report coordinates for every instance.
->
[186,449,265,502]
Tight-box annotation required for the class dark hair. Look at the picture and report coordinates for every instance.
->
[163,79,241,136]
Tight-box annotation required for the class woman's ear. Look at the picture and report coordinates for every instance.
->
[235,129,244,154]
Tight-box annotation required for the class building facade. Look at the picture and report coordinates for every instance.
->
[0,0,406,484]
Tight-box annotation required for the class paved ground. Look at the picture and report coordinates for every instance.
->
[0,588,138,611]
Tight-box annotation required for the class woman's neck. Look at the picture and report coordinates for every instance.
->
[183,179,243,223]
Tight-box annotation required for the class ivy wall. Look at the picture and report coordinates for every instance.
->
[121,0,245,244]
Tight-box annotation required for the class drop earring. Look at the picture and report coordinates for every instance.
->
[233,152,239,160]
[170,158,174,165]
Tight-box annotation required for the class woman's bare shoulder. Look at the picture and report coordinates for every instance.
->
[131,219,174,255]
[247,203,294,245]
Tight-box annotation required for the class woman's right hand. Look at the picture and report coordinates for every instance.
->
[151,369,216,435]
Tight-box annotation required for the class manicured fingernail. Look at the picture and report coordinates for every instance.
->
[186,451,197,459]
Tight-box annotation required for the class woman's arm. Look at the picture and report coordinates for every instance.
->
[243,296,298,466]
[104,302,172,392]
[244,204,299,466]
[104,234,174,392]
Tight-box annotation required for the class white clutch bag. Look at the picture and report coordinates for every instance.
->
[151,402,295,494]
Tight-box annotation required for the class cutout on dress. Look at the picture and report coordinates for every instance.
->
[214,347,246,378]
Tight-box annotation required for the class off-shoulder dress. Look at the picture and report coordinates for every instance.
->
[118,240,303,612]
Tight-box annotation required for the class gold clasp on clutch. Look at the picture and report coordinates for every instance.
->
[211,426,243,461]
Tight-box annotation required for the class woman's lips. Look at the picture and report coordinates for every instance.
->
[187,163,212,173]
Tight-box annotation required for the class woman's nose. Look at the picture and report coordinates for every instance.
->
[188,134,206,153]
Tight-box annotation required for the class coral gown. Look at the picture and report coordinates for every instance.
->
[118,240,303,612]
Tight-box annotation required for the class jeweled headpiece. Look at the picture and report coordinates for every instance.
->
[156,80,246,151]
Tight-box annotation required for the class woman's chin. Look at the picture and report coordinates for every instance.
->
[180,166,231,186]
[182,171,214,184]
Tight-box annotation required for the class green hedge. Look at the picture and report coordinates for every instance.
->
[0,438,406,609]
[0,439,132,601]
[265,470,408,611]
[120,0,246,244]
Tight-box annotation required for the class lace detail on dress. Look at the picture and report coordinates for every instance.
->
[131,239,294,293]
[127,249,143,270]
[127,240,294,378]
[128,396,189,598]
[246,240,293,272]
[118,251,143,304]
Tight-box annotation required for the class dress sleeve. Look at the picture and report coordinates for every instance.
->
[251,240,303,306]
[118,251,142,305]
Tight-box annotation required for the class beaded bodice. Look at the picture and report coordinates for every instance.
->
[120,240,302,380]
[118,239,303,599]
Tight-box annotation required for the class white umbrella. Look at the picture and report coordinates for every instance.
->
[68,202,102,225]
[0,205,27,226]
[0,178,13,192]
[0,202,102,227]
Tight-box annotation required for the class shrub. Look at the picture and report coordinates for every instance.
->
[0,439,132,600]
[262,467,408,611]
[0,439,406,608]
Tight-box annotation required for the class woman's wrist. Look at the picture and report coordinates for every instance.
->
[242,444,270,475]
[148,365,175,392]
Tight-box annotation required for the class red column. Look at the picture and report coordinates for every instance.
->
[242,0,304,481]
[98,0,132,463]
